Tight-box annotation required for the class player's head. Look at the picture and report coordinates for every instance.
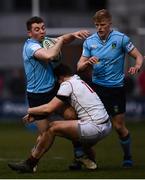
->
[26,16,44,31]
[54,63,73,83]
[26,16,46,41]
[93,9,112,39]
[93,9,112,23]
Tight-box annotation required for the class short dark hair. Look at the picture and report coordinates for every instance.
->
[54,63,73,78]
[93,9,112,23]
[26,16,44,31]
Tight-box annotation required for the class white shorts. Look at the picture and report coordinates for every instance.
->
[77,118,112,147]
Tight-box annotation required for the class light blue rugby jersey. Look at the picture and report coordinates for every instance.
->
[82,30,135,87]
[23,38,55,93]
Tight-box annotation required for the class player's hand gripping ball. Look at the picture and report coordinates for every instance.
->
[42,37,62,68]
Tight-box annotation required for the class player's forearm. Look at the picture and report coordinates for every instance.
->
[46,38,63,59]
[61,30,90,44]
[77,59,89,72]
[61,33,75,44]
[35,38,63,61]
[128,50,144,74]
[129,48,143,69]
[135,54,143,70]
[28,104,50,115]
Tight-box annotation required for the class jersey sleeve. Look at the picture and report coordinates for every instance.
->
[122,35,135,53]
[27,43,42,58]
[57,81,72,97]
[82,40,91,57]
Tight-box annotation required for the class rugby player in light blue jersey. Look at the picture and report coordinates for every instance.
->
[18,16,90,170]
[77,9,143,168]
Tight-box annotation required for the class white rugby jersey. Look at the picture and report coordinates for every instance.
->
[57,75,109,123]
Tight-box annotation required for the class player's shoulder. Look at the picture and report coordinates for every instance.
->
[24,38,42,50]
[86,33,98,41]
[25,38,40,45]
[111,29,127,38]
[63,75,80,86]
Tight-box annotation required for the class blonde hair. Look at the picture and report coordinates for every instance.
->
[93,9,112,23]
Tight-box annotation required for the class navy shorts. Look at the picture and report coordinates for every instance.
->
[90,83,126,117]
[27,84,59,120]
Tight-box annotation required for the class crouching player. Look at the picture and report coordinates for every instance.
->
[8,64,112,173]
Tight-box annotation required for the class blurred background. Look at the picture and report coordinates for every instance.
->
[0,0,145,122]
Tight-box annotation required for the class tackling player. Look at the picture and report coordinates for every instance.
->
[8,64,112,173]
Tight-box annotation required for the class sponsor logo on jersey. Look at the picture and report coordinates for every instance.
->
[91,44,97,49]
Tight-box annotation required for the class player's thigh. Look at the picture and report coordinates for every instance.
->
[49,120,79,140]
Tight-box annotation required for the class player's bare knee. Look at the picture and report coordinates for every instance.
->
[49,122,65,136]
[112,117,125,129]
[113,120,128,135]
[49,123,58,135]
[113,121,124,130]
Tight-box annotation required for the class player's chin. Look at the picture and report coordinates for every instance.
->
[98,32,105,37]
[40,36,45,41]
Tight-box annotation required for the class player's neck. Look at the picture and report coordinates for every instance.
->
[100,29,112,41]
[63,76,72,81]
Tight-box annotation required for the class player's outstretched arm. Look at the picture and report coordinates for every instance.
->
[60,30,90,44]
[28,97,64,116]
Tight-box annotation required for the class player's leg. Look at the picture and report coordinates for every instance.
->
[8,119,97,173]
[63,107,86,164]
[110,86,133,168]
[74,119,111,170]
[112,114,133,168]
[93,84,133,168]
[29,120,95,171]
[24,117,50,153]
[25,89,59,169]
[47,120,97,170]
[61,105,96,170]
[7,121,51,174]
[30,118,50,152]
[8,120,79,173]
[29,120,79,161]
[27,85,60,147]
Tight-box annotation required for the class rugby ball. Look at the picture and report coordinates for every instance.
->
[42,37,62,68]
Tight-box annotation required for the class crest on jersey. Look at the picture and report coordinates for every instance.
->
[111,41,117,49]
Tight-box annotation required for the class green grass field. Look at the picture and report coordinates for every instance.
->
[0,120,145,179]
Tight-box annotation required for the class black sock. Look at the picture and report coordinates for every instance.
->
[120,133,132,160]
[26,155,39,167]
[73,141,85,158]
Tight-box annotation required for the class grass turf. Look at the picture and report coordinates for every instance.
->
[0,120,144,179]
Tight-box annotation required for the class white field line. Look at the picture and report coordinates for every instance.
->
[0,156,65,162]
